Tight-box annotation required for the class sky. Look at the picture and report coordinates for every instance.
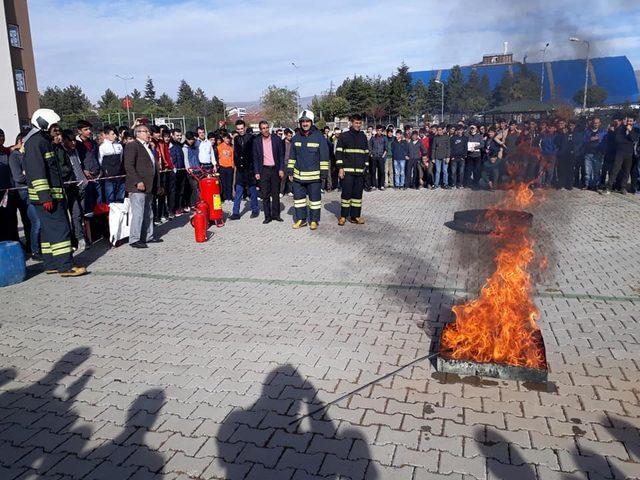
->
[30,0,640,104]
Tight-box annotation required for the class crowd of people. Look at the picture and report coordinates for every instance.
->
[0,107,639,274]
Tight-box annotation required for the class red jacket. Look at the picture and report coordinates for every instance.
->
[420,136,430,160]
[158,141,173,169]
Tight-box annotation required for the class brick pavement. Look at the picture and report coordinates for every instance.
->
[0,188,639,479]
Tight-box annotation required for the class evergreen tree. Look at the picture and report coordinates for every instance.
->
[143,77,156,103]
[425,79,444,117]
[367,76,388,122]
[97,88,120,111]
[261,85,297,127]
[131,88,142,100]
[492,71,515,106]
[463,70,490,113]
[40,85,93,117]
[387,63,412,121]
[573,85,608,107]
[410,80,429,120]
[157,93,175,112]
[176,80,195,108]
[445,65,465,113]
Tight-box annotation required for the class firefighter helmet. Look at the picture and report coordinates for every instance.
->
[298,110,315,123]
[31,108,61,130]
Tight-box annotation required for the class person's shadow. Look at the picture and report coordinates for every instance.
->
[217,364,379,479]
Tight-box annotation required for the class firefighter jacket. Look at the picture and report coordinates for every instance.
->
[335,128,370,175]
[287,126,330,183]
[23,129,65,204]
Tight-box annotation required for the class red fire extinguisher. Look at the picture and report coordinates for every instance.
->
[190,209,208,243]
[199,175,224,227]
[195,200,209,219]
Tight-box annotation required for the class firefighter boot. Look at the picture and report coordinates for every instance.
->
[59,266,88,278]
[338,217,346,226]
[349,217,365,225]
[292,220,308,229]
[309,221,318,230]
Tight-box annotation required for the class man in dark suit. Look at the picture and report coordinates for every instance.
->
[124,125,162,248]
[253,120,285,223]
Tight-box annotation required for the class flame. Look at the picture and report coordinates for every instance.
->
[440,182,546,369]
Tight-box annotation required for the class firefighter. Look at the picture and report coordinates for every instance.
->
[287,110,330,230]
[336,113,369,225]
[23,109,87,277]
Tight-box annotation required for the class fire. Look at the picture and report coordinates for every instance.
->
[440,182,546,369]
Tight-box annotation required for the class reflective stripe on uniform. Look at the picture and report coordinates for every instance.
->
[293,199,308,207]
[344,148,369,154]
[50,240,72,256]
[343,167,365,174]
[350,199,362,207]
[294,142,302,147]
[293,169,320,177]
[308,200,322,210]
[306,142,320,148]
[341,199,351,207]
[335,147,344,152]
[41,242,52,254]
[320,161,330,169]
[43,152,55,159]
[287,159,296,167]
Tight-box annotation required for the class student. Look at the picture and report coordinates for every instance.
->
[391,129,408,189]
[99,126,125,203]
[406,130,428,189]
[449,125,468,188]
[432,125,451,189]
[217,133,234,202]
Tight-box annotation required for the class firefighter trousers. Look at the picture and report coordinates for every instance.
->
[292,181,321,223]
[35,202,73,272]
[340,173,364,218]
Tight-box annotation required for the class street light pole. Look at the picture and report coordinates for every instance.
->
[435,79,444,121]
[116,74,134,125]
[569,37,590,110]
[540,42,549,102]
[291,61,300,115]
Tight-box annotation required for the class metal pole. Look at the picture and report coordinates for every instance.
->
[116,74,134,126]
[540,43,549,102]
[583,41,590,110]
[440,83,444,120]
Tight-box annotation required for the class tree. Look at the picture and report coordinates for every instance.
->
[156,93,175,112]
[573,85,608,107]
[97,88,121,114]
[336,75,372,116]
[40,85,93,117]
[261,85,297,127]
[425,79,444,117]
[131,88,142,100]
[463,70,490,113]
[143,77,156,103]
[510,64,539,101]
[409,79,429,120]
[492,71,515,107]
[176,80,195,108]
[445,65,465,113]
[311,93,350,122]
[387,63,412,121]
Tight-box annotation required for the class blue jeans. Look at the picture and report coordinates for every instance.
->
[104,179,125,203]
[393,159,406,187]
[434,159,448,187]
[584,152,603,189]
[17,189,41,254]
[232,184,258,216]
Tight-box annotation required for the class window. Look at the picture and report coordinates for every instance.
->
[8,24,21,48]
[14,69,27,92]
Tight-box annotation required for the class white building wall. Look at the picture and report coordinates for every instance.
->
[0,3,20,142]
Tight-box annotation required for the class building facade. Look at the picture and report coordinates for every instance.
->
[1,0,38,143]
[410,54,639,107]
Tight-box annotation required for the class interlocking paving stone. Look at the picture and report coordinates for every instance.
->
[1,189,639,479]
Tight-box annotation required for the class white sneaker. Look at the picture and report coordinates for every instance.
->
[77,239,86,251]
[288,192,293,197]
[279,193,284,198]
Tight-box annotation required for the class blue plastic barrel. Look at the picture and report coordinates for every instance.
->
[0,241,26,287]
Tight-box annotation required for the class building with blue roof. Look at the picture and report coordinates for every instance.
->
[409,53,639,106]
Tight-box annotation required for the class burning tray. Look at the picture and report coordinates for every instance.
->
[437,331,548,383]
[452,209,533,234]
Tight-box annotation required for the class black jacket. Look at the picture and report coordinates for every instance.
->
[76,137,100,176]
[252,133,285,173]
[450,135,468,158]
[615,125,640,156]
[233,133,255,187]
[22,129,66,204]
[336,128,369,175]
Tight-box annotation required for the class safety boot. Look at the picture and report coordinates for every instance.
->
[309,221,318,230]
[338,217,346,226]
[349,217,365,225]
[59,266,88,277]
[292,220,308,229]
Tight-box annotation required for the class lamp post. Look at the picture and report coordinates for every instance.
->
[291,61,300,115]
[115,74,134,125]
[569,37,590,110]
[539,42,549,102]
[434,79,444,121]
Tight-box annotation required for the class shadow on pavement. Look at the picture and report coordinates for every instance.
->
[216,364,379,479]
[478,427,625,479]
[0,347,167,479]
